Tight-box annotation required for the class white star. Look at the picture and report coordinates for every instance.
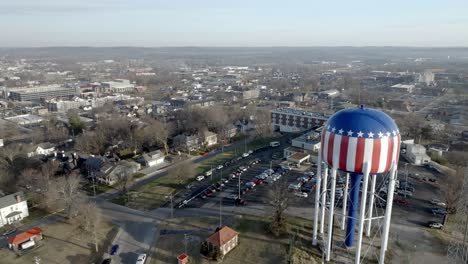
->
[392,130,397,136]
[327,125,331,131]
[347,130,353,136]
[386,132,391,137]
[368,132,374,138]
[332,127,336,132]
[338,129,344,135]
[378,132,384,138]
[357,131,364,137]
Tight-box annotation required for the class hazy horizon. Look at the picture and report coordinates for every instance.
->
[2,0,468,47]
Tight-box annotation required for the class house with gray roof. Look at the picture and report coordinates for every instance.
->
[0,192,29,227]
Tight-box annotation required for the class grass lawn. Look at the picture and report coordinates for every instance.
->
[0,217,118,264]
[149,214,321,264]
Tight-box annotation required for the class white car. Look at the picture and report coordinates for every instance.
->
[294,192,308,198]
[430,199,446,207]
[429,222,443,229]
[227,194,238,200]
[136,253,147,264]
[264,169,274,175]
[245,182,256,188]
[217,165,224,170]
[196,175,205,181]
[242,152,249,158]
[270,141,280,147]
[288,183,301,191]
[397,190,413,196]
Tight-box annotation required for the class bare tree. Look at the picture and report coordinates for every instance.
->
[442,167,465,214]
[267,177,291,236]
[114,171,133,194]
[0,144,27,189]
[172,162,196,187]
[53,172,82,218]
[74,200,102,252]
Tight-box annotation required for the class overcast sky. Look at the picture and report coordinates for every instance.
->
[1,0,467,47]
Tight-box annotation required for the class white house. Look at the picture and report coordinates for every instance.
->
[27,143,56,157]
[0,192,29,227]
[202,131,218,147]
[405,143,431,165]
[142,150,165,167]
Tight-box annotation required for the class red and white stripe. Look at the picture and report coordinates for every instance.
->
[321,130,400,174]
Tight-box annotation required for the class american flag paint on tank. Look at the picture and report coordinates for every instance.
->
[320,107,400,174]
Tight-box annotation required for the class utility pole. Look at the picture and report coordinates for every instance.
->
[405,163,408,199]
[184,233,188,254]
[238,171,241,198]
[170,194,174,219]
[447,167,468,263]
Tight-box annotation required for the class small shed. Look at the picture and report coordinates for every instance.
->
[177,253,188,264]
[206,226,239,255]
[8,227,43,251]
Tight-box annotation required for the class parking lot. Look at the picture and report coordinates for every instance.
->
[166,145,450,263]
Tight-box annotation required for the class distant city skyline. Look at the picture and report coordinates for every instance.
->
[1,0,468,47]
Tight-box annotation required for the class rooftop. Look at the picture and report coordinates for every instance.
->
[0,191,25,209]
[8,227,42,245]
[9,85,72,94]
[206,226,238,247]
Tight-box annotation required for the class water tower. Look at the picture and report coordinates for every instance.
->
[312,106,401,264]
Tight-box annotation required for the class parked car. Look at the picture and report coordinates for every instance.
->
[196,175,205,181]
[256,173,268,180]
[428,222,443,229]
[430,199,446,207]
[264,169,274,175]
[242,152,250,158]
[394,198,410,205]
[245,182,256,188]
[270,141,280,147]
[2,228,17,237]
[110,244,120,255]
[294,192,308,198]
[248,150,253,155]
[432,208,448,215]
[288,183,301,191]
[397,190,413,197]
[227,194,238,200]
[304,171,315,177]
[239,166,248,171]
[136,253,147,264]
[217,165,224,170]
[235,198,247,206]
[204,191,213,197]
[205,170,213,176]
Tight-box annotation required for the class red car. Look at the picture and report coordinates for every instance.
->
[251,178,264,185]
[394,198,410,205]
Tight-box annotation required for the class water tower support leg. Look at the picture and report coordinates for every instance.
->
[326,168,337,261]
[366,174,377,237]
[320,166,328,234]
[313,155,322,246]
[379,163,397,264]
[356,163,370,264]
[341,173,349,230]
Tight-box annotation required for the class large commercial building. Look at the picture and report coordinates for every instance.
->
[271,108,328,133]
[8,85,78,101]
